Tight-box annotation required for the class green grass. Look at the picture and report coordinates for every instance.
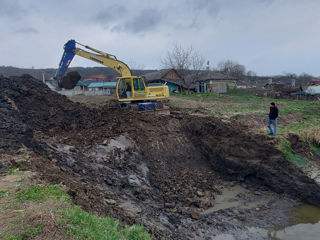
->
[5,168,24,175]
[311,143,320,156]
[279,140,309,167]
[5,183,152,240]
[3,224,42,240]
[15,177,25,183]
[0,190,9,198]
[60,206,151,240]
[171,91,320,135]
[3,223,43,240]
[279,117,320,135]
[15,184,71,203]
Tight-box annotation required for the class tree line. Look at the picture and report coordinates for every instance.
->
[161,44,316,89]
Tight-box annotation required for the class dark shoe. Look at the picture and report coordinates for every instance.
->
[268,133,273,135]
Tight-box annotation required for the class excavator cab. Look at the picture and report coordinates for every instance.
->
[117,77,146,101]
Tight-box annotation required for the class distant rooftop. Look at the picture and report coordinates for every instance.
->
[88,82,117,88]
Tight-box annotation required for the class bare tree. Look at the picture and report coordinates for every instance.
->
[247,70,257,77]
[162,44,205,93]
[127,59,145,70]
[285,73,297,79]
[217,60,246,79]
[299,72,312,78]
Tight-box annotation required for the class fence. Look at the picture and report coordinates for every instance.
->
[57,89,112,96]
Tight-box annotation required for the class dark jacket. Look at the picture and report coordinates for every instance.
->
[269,107,278,120]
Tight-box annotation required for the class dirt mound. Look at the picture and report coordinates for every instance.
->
[0,75,37,151]
[0,74,96,136]
[2,74,320,239]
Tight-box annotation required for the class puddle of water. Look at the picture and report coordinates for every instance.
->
[203,185,270,213]
[289,204,320,224]
[268,204,320,240]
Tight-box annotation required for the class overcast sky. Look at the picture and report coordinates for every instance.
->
[0,0,319,76]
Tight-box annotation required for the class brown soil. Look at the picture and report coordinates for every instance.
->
[1,75,320,239]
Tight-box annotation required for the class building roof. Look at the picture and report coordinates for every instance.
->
[143,69,190,88]
[88,82,117,88]
[143,69,174,81]
[236,80,248,86]
[76,80,90,87]
[143,69,183,82]
[194,71,238,82]
[85,74,107,81]
[143,69,236,89]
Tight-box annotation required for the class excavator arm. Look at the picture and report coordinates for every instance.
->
[54,39,169,103]
[54,40,132,88]
[72,42,132,77]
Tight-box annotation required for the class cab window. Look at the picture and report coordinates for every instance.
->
[118,78,131,98]
[133,78,145,91]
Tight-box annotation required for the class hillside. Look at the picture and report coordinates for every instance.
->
[0,66,155,81]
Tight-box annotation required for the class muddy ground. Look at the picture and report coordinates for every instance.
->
[1,75,320,239]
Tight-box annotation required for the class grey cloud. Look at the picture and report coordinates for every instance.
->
[0,0,319,75]
[186,0,220,16]
[0,0,27,19]
[169,0,220,30]
[258,0,274,4]
[112,8,163,33]
[92,1,218,33]
[15,27,38,34]
[124,8,163,32]
[94,5,127,24]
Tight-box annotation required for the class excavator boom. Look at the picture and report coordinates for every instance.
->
[55,40,132,85]
[73,48,132,77]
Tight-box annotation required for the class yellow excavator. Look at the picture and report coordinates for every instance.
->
[54,40,169,108]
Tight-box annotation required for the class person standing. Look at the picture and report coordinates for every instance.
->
[268,102,278,136]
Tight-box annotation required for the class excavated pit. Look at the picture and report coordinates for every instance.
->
[1,75,320,239]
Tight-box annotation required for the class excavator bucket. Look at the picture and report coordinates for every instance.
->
[59,71,81,89]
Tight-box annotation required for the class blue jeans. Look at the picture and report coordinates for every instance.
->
[268,118,277,136]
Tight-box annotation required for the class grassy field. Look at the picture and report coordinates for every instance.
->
[169,92,320,138]
[0,169,151,240]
